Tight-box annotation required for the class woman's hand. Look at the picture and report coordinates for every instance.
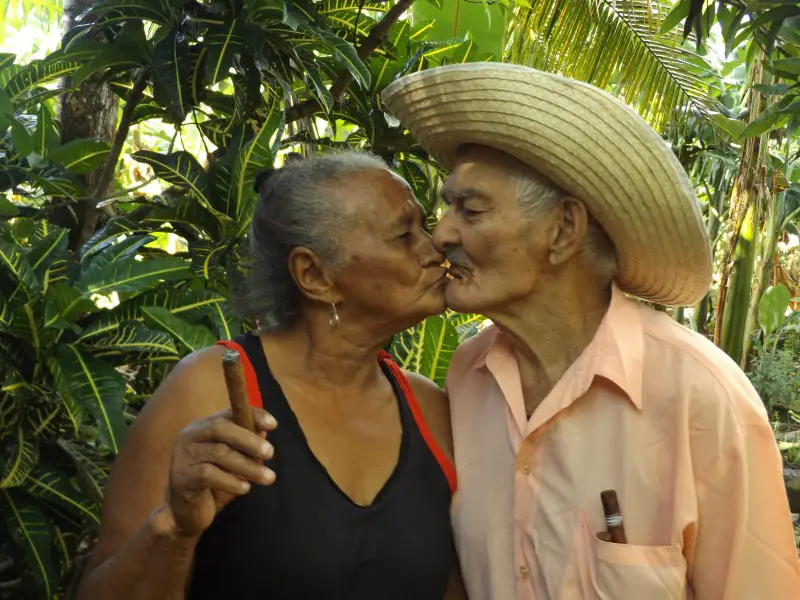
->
[166,407,277,537]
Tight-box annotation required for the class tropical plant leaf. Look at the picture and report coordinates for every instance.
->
[76,255,191,296]
[9,118,33,156]
[144,196,224,238]
[131,150,213,209]
[26,400,63,438]
[33,103,59,159]
[0,490,58,598]
[49,139,112,175]
[506,0,721,130]
[198,298,241,341]
[0,425,38,488]
[390,315,457,387]
[57,440,112,505]
[448,312,485,343]
[78,217,146,262]
[81,0,177,27]
[28,223,69,286]
[90,321,178,357]
[131,103,167,124]
[44,283,95,330]
[87,233,156,268]
[27,164,86,200]
[70,45,145,89]
[141,306,217,352]
[152,26,191,122]
[77,288,226,340]
[315,29,371,89]
[2,56,81,102]
[0,234,40,301]
[226,88,285,228]
[24,465,100,524]
[205,18,245,85]
[51,344,126,453]
[5,303,44,352]
[14,86,68,113]
[190,239,227,279]
[45,355,84,439]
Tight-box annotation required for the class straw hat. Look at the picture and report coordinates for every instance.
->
[381,63,712,307]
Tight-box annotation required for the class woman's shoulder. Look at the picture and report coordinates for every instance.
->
[142,345,232,421]
[401,371,453,461]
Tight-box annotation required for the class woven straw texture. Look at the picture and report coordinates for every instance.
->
[381,63,712,307]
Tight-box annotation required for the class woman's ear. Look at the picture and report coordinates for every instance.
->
[549,197,589,266]
[288,246,338,303]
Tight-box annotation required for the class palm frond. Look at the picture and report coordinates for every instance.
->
[505,0,722,130]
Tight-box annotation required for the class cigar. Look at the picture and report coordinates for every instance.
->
[600,489,627,544]
[221,349,255,433]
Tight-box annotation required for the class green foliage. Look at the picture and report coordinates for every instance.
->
[0,213,247,595]
[0,2,492,595]
[1,0,797,593]
[506,0,723,131]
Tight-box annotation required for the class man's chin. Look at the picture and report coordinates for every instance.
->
[444,284,481,315]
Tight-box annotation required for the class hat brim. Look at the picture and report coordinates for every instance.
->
[381,63,712,307]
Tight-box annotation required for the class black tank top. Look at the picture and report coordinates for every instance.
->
[186,333,456,600]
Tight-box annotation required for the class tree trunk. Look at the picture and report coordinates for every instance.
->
[52,0,119,250]
[720,203,758,365]
[713,54,768,353]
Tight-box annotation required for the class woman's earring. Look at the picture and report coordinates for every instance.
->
[328,302,340,328]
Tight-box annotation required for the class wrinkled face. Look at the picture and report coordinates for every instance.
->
[334,169,447,329]
[432,147,558,315]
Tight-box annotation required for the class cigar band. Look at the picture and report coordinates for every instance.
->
[605,514,623,528]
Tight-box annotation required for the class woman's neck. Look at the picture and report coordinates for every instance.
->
[261,314,391,393]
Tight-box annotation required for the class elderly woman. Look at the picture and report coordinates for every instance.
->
[77,152,464,600]
[383,63,800,599]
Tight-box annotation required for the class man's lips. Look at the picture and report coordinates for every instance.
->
[446,264,468,280]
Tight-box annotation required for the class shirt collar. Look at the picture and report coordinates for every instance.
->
[473,283,644,410]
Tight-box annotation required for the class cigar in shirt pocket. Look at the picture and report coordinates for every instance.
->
[598,489,627,544]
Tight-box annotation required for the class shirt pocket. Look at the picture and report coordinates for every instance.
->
[580,510,688,600]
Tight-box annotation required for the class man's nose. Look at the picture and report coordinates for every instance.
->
[432,209,459,255]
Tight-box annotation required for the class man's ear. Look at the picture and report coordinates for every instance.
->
[288,246,338,303]
[549,197,589,266]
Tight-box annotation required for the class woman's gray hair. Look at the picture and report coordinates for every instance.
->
[238,151,388,331]
[514,169,618,284]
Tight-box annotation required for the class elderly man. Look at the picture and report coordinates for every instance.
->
[382,64,800,599]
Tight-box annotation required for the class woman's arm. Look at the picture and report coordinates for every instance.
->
[77,347,276,600]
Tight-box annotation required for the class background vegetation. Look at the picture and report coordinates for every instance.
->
[0,0,798,597]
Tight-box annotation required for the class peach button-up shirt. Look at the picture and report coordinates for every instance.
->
[447,285,800,600]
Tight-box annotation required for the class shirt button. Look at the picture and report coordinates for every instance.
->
[519,565,530,579]
[520,464,530,475]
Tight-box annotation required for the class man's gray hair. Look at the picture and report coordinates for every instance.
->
[238,151,388,331]
[514,169,618,284]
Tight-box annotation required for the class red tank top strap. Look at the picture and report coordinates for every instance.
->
[378,352,457,494]
[216,340,263,409]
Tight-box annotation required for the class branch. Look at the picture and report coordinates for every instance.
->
[285,0,416,124]
[90,71,149,200]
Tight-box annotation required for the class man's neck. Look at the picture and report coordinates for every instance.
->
[490,274,612,415]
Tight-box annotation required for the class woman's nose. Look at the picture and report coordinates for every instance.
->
[418,233,445,267]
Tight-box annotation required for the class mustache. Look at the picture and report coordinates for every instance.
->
[445,247,469,269]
